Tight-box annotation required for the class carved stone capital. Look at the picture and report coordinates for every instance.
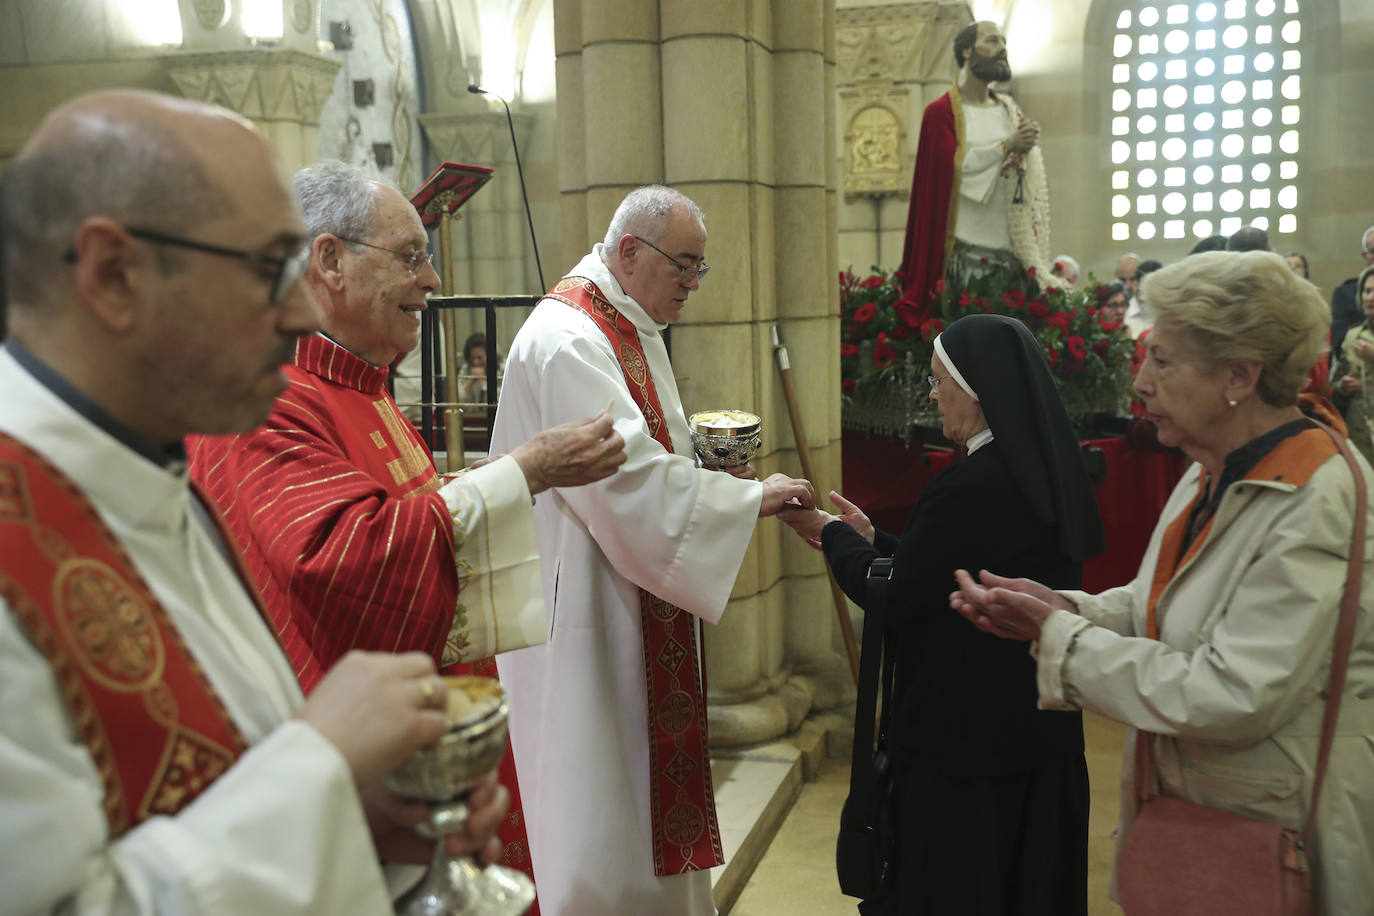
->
[835,1,969,86]
[418,110,535,166]
[164,49,340,124]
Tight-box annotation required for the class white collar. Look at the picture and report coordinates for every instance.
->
[573,246,667,334]
[0,350,189,534]
[966,428,995,455]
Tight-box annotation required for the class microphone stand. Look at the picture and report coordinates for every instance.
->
[468,83,546,292]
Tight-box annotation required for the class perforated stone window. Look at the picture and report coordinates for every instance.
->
[1108,0,1304,242]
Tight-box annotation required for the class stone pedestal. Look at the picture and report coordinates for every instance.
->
[555,0,854,749]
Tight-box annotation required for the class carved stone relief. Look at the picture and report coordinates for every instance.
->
[293,0,316,34]
[193,0,230,31]
[167,51,341,123]
[836,2,969,199]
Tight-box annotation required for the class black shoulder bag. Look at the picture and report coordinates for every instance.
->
[835,556,899,901]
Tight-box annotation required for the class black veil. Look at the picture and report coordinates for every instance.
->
[936,314,1105,562]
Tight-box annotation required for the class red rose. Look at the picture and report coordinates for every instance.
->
[958,291,971,308]
[934,279,947,296]
[1045,347,1059,368]
[1046,286,1061,295]
[859,274,885,289]
[853,302,877,323]
[1099,319,1121,333]
[1046,311,1071,333]
[1027,266,1038,280]
[842,378,855,395]
[920,318,944,342]
[1067,334,1088,362]
[840,342,859,357]
[1027,299,1050,319]
[979,257,990,264]
[872,336,898,369]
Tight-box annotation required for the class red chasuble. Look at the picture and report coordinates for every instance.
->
[894,89,960,328]
[546,277,725,876]
[0,433,246,837]
[187,335,539,892]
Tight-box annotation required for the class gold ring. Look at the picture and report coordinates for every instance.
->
[420,678,436,706]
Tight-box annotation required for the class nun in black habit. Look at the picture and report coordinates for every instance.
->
[780,314,1105,915]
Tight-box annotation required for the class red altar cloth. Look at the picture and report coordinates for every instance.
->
[840,431,1189,594]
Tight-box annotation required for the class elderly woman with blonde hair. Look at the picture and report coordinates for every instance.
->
[950,251,1374,914]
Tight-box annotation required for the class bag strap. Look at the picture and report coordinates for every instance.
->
[848,556,894,810]
[1304,421,1365,838]
[1134,420,1366,848]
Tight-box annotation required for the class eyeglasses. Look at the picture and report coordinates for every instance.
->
[339,237,435,276]
[63,227,311,305]
[928,374,954,391]
[632,235,710,282]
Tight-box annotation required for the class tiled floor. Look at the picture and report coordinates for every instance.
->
[726,712,1129,915]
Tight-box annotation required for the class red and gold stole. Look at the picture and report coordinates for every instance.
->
[0,433,246,838]
[547,277,725,876]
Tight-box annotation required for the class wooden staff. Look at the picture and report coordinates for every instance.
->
[771,324,860,684]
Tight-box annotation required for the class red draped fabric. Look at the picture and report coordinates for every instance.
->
[894,91,958,327]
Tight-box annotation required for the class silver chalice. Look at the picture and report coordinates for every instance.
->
[688,409,763,469]
[385,676,535,916]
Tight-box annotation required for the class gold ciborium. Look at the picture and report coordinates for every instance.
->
[385,676,535,916]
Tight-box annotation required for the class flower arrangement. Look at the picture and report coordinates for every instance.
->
[839,260,1141,438]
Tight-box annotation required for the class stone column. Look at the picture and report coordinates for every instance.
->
[555,0,851,748]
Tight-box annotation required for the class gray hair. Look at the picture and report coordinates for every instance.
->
[600,185,705,254]
[1362,225,1374,253]
[2,114,233,309]
[1145,250,1328,407]
[294,160,384,243]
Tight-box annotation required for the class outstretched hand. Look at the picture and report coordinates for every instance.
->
[949,569,1064,641]
[828,491,875,544]
[775,489,874,549]
[758,473,816,517]
[511,410,627,494]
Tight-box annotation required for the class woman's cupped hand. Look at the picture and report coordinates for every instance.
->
[949,569,1078,641]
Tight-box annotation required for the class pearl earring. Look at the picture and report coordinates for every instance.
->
[1227,398,1239,407]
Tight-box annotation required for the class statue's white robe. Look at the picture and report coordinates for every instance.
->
[492,249,763,915]
[0,347,395,914]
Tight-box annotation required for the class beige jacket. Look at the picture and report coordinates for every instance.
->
[1035,435,1374,915]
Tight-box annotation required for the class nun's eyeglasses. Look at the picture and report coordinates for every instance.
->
[928,374,954,391]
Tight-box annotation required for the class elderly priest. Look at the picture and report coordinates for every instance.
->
[186,159,625,892]
[492,185,817,915]
[0,91,507,913]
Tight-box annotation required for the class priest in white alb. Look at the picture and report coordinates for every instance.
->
[491,186,815,915]
[0,91,506,914]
